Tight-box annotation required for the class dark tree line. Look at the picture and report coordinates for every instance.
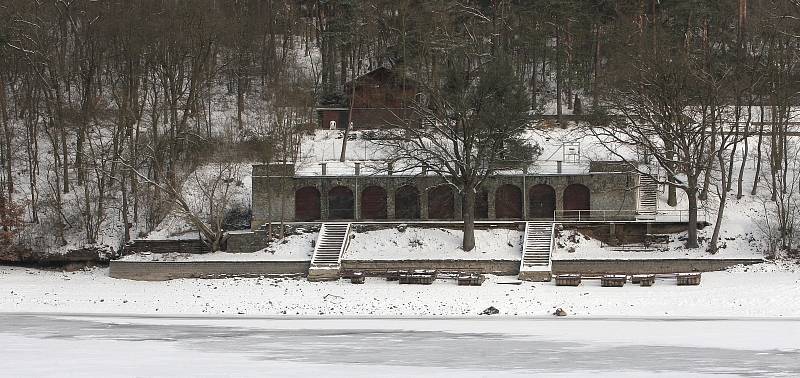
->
[0,0,798,253]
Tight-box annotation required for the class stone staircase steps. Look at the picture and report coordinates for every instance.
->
[308,223,351,281]
[638,174,658,216]
[518,221,555,281]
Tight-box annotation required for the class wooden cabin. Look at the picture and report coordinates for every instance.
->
[316,67,417,130]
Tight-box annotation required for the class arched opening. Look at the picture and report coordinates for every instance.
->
[529,184,556,219]
[361,186,387,219]
[495,184,523,219]
[395,185,421,219]
[428,185,455,219]
[328,186,354,219]
[294,186,321,221]
[475,188,489,219]
[563,184,591,218]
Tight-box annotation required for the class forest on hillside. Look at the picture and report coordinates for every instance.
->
[0,1,799,256]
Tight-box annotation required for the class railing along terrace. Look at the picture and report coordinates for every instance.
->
[553,209,700,222]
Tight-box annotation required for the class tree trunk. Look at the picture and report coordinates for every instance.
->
[685,186,699,248]
[665,140,677,206]
[462,188,476,251]
[529,58,537,109]
[555,28,563,128]
[592,24,601,108]
[710,150,731,253]
[709,185,726,253]
[0,76,12,199]
[736,105,752,199]
[236,68,245,130]
[751,105,764,195]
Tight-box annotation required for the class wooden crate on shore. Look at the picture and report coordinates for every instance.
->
[386,270,404,281]
[350,272,365,284]
[399,270,436,285]
[457,273,485,286]
[601,275,627,287]
[677,273,701,286]
[631,274,655,286]
[555,274,582,286]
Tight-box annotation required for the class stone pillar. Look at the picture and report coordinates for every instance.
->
[609,223,618,244]
[387,185,396,220]
[320,182,329,220]
[554,183,565,212]
[354,180,360,221]
[522,173,528,220]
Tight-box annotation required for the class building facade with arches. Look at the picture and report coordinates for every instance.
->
[251,163,641,229]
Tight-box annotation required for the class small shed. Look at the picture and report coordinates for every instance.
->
[315,67,418,130]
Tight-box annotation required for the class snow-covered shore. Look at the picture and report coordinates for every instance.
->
[2,263,799,317]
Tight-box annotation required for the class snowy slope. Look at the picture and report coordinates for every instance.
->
[344,227,523,260]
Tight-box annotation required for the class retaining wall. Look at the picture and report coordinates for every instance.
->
[108,257,763,281]
[226,231,270,253]
[551,258,764,275]
[109,260,310,281]
[341,259,520,276]
[122,239,209,255]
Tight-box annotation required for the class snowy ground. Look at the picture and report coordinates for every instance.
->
[554,229,763,260]
[2,263,799,317]
[345,227,523,260]
[123,231,317,262]
[1,314,799,377]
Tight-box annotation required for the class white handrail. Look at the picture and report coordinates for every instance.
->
[551,209,702,222]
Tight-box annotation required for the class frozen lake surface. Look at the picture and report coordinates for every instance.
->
[0,314,798,377]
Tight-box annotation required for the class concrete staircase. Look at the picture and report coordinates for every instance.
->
[308,223,351,281]
[638,174,658,218]
[518,221,555,281]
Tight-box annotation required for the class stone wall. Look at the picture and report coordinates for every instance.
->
[109,261,311,281]
[122,240,209,255]
[252,167,638,228]
[108,257,764,281]
[341,259,520,276]
[551,258,763,275]
[226,231,270,253]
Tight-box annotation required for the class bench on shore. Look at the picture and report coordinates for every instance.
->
[350,272,365,284]
[631,274,655,286]
[555,274,581,286]
[676,273,701,285]
[457,273,485,286]
[601,275,627,287]
[399,270,437,285]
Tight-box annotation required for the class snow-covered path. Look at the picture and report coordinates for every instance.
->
[2,264,800,317]
[1,314,798,377]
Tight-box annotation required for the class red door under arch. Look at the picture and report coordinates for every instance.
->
[395,185,421,219]
[328,186,354,219]
[529,184,556,219]
[361,186,387,219]
[495,184,523,219]
[563,184,590,217]
[428,185,455,219]
[295,186,321,221]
